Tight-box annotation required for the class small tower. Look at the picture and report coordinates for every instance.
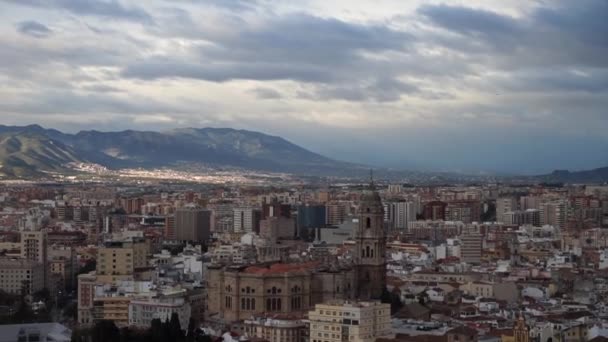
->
[354,172,386,300]
[513,313,529,342]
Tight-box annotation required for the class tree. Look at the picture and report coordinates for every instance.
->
[78,259,97,275]
[169,313,185,341]
[92,320,120,342]
[381,287,403,314]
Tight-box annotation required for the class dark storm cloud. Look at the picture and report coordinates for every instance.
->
[418,4,520,36]
[122,14,411,84]
[418,0,608,68]
[5,0,152,22]
[15,20,52,38]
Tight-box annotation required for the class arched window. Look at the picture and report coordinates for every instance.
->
[366,246,370,257]
[251,299,256,310]
[366,217,371,228]
[371,249,374,257]
[266,298,272,311]
[277,298,282,311]
[241,298,246,310]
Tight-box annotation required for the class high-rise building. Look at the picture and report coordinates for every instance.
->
[96,237,149,281]
[386,201,417,230]
[326,203,347,225]
[423,201,447,221]
[164,215,176,239]
[496,197,519,223]
[297,204,327,237]
[460,232,482,264]
[175,206,212,242]
[520,196,541,210]
[21,231,48,288]
[308,301,393,342]
[263,202,291,219]
[445,200,482,224]
[233,207,262,233]
[540,201,567,228]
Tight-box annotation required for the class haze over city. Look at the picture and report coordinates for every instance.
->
[1,0,607,174]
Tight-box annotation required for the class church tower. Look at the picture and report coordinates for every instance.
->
[513,313,529,342]
[354,175,386,300]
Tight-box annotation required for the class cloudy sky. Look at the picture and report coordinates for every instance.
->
[1,0,607,174]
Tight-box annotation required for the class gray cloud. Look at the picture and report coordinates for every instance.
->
[123,13,411,84]
[15,20,52,38]
[250,87,283,100]
[5,0,152,22]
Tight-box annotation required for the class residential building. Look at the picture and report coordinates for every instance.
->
[308,301,393,342]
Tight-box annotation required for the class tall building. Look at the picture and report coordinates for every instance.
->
[308,301,393,342]
[496,197,519,223]
[540,201,567,228]
[354,182,386,300]
[386,201,417,230]
[96,237,149,281]
[297,205,327,238]
[326,203,347,225]
[21,231,48,288]
[263,202,291,219]
[445,200,482,224]
[520,196,541,210]
[460,232,482,264]
[233,207,262,233]
[423,201,447,220]
[175,206,212,242]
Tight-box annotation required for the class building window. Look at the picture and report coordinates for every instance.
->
[366,217,371,228]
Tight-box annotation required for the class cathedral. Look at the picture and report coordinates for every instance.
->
[205,182,387,323]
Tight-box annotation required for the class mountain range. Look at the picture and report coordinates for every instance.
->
[0,124,365,178]
[0,124,606,184]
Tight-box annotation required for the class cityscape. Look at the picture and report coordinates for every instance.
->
[1,1,608,342]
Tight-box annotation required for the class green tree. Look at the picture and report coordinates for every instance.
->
[92,320,120,342]
[169,312,185,341]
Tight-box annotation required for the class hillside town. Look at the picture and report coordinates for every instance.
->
[1,180,608,342]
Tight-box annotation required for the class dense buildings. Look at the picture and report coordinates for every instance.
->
[2,178,608,342]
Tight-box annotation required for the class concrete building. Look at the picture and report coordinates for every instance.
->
[460,232,482,264]
[96,237,149,282]
[20,231,48,288]
[326,203,348,225]
[233,207,262,233]
[497,197,519,223]
[540,201,567,229]
[260,217,296,241]
[0,258,45,295]
[175,206,212,242]
[386,201,417,230]
[129,294,191,330]
[309,301,393,342]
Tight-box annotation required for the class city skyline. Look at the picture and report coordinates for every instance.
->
[1,0,607,174]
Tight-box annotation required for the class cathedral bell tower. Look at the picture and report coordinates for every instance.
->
[354,173,386,300]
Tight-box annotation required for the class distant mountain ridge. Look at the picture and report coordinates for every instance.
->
[0,124,365,177]
[533,167,608,184]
